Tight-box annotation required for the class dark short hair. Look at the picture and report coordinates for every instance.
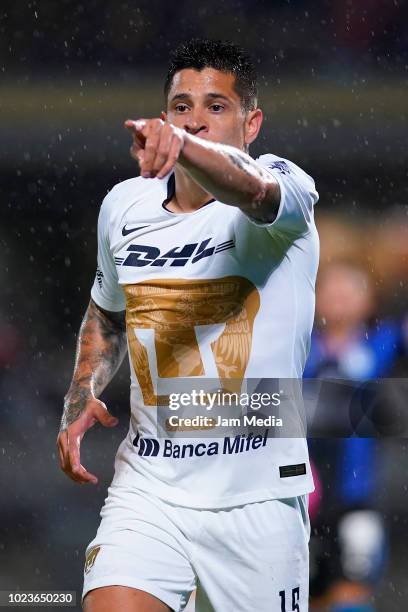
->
[164,38,258,111]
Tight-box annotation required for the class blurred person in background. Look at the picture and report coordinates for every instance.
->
[305,260,404,612]
[307,260,401,383]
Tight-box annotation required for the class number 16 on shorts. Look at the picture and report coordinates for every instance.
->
[279,586,300,611]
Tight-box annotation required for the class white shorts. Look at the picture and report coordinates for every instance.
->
[83,484,310,611]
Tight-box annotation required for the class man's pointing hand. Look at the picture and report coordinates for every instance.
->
[125,118,185,180]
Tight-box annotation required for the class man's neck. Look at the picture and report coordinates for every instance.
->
[165,166,214,214]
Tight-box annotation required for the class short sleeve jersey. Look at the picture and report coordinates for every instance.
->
[91,153,319,508]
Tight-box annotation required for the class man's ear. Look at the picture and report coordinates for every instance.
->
[161,111,167,121]
[245,108,263,146]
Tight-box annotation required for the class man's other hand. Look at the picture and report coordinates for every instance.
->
[57,399,118,485]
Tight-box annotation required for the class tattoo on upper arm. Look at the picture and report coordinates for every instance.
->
[94,302,126,332]
[60,300,127,430]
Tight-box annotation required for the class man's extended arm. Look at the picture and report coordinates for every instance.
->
[125,119,281,223]
[57,299,127,484]
[178,134,280,223]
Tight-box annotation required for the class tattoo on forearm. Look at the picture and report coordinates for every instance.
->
[60,300,127,430]
[226,150,254,179]
[225,151,280,221]
[60,388,92,431]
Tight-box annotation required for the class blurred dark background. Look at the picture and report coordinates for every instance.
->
[1,1,407,610]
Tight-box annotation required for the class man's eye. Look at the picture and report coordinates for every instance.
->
[210,104,224,112]
[175,104,189,112]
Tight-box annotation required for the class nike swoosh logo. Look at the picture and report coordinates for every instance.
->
[122,224,150,236]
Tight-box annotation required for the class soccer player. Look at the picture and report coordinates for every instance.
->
[57,39,319,612]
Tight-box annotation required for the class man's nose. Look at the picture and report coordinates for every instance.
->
[184,113,208,136]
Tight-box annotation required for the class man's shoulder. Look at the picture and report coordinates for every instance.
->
[100,175,167,218]
[256,153,315,183]
[102,175,149,206]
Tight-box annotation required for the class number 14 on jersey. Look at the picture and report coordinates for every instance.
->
[279,587,300,611]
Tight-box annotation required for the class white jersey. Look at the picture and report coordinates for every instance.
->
[91,153,319,508]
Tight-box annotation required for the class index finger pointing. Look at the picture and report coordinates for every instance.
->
[124,120,147,147]
[125,119,146,131]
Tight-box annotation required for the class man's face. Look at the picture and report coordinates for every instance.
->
[164,68,260,151]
